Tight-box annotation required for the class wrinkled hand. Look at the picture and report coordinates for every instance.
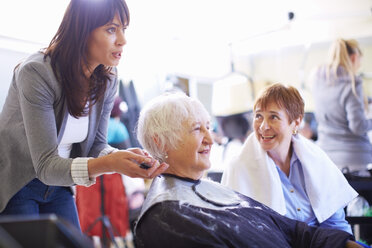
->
[110,148,169,179]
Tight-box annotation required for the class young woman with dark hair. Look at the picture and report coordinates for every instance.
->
[0,0,168,229]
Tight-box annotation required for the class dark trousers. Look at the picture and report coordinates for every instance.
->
[0,178,80,230]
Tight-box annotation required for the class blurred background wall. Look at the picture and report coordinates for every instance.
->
[1,0,372,114]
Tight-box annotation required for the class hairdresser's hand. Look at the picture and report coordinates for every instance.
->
[125,148,169,178]
[88,148,169,179]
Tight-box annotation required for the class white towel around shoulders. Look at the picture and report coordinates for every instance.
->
[221,133,358,223]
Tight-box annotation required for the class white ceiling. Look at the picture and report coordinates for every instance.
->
[1,0,371,77]
[1,0,371,45]
[124,0,372,77]
[0,0,69,45]
[127,0,372,44]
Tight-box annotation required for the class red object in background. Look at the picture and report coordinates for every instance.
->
[76,173,129,237]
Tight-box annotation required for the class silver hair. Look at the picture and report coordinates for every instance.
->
[136,92,210,162]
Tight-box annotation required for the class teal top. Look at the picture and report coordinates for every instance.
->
[107,118,129,144]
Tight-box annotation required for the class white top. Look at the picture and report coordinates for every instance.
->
[58,113,89,158]
[57,113,95,186]
[57,112,118,186]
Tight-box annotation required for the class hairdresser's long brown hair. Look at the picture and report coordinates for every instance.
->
[44,0,130,117]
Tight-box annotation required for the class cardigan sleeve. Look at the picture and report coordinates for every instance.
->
[16,58,75,186]
[343,79,372,135]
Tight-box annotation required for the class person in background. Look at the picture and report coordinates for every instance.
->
[208,113,250,179]
[0,0,167,229]
[134,92,361,248]
[76,95,146,245]
[107,96,131,149]
[222,83,357,234]
[311,38,371,174]
[75,96,132,244]
[107,96,147,237]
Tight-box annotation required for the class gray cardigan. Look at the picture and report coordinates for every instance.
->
[311,65,372,167]
[0,52,118,212]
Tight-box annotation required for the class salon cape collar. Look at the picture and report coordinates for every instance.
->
[137,174,242,223]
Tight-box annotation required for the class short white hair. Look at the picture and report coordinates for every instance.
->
[136,92,210,162]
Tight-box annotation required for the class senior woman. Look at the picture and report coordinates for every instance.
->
[134,92,360,248]
[222,83,358,234]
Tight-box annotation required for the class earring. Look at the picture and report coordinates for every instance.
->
[164,154,168,161]
[292,129,298,135]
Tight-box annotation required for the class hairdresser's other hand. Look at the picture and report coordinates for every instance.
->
[126,147,169,178]
[88,148,169,179]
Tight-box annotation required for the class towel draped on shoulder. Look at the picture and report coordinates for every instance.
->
[221,133,358,223]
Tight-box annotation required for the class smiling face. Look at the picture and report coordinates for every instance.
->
[86,13,126,72]
[253,101,300,158]
[166,118,213,180]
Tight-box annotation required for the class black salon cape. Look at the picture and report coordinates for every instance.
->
[136,201,352,248]
[135,175,353,248]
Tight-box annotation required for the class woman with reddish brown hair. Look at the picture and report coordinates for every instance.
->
[222,83,357,234]
[0,0,167,229]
